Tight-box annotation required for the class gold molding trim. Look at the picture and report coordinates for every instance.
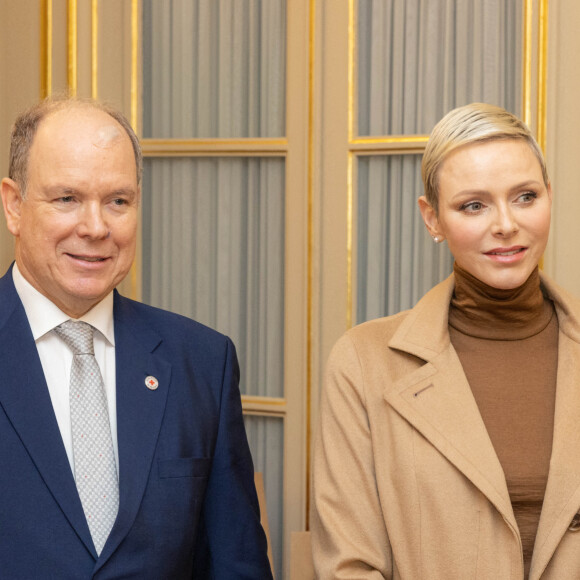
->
[305,0,316,531]
[346,151,354,329]
[347,0,356,142]
[351,135,429,146]
[242,396,287,417]
[523,0,533,126]
[67,0,78,95]
[91,0,98,99]
[350,135,429,154]
[537,0,548,153]
[129,0,140,301]
[131,0,139,133]
[40,0,53,98]
[141,138,288,157]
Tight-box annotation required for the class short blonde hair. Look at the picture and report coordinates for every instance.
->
[421,103,548,214]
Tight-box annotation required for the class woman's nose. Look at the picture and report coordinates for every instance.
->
[491,205,519,237]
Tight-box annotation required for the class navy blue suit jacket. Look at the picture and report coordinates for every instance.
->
[0,268,273,579]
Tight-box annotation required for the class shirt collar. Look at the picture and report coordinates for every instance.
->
[12,262,115,345]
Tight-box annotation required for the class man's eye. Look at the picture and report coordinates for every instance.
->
[59,196,74,203]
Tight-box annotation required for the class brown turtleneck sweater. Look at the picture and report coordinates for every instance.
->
[448,263,558,579]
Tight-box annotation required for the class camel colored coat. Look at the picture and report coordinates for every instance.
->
[313,273,580,579]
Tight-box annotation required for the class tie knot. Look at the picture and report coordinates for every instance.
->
[54,320,95,355]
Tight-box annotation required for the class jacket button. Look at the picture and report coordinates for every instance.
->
[569,513,580,532]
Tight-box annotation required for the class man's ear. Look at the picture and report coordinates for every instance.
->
[418,195,445,242]
[1,178,23,237]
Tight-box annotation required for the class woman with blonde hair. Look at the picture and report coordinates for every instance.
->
[313,103,580,579]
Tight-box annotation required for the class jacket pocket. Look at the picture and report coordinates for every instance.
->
[158,457,212,479]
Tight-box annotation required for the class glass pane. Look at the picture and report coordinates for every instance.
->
[357,155,453,323]
[142,0,287,138]
[142,157,285,398]
[357,0,522,136]
[243,415,284,580]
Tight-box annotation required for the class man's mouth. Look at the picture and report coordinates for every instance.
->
[68,254,107,262]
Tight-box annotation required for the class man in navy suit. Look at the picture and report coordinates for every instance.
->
[0,97,273,579]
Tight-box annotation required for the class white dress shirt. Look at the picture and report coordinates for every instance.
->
[12,263,119,474]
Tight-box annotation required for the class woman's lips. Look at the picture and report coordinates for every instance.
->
[484,246,527,262]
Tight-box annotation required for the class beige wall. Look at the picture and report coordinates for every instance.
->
[544,0,580,295]
[0,0,41,270]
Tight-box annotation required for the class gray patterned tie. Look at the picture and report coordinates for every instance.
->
[54,320,119,555]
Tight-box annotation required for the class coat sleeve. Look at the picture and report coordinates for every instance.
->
[191,338,273,580]
[312,333,393,579]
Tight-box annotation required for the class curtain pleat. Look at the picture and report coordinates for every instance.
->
[142,0,286,138]
[358,155,455,323]
[358,0,522,136]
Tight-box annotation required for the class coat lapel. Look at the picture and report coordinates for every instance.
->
[0,273,95,556]
[95,293,171,570]
[385,275,516,529]
[530,278,580,579]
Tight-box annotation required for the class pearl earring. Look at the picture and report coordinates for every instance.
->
[433,235,441,243]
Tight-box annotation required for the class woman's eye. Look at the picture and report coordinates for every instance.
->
[517,192,537,203]
[58,196,75,203]
[461,201,483,213]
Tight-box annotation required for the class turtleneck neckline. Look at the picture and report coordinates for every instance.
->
[448,262,554,340]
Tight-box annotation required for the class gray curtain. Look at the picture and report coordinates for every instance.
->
[358,0,522,136]
[357,155,454,322]
[142,0,286,138]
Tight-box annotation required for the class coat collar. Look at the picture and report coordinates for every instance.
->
[383,272,580,576]
[529,277,580,578]
[385,274,516,529]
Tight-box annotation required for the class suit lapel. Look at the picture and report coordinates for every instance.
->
[95,293,171,569]
[0,273,95,556]
[530,278,580,578]
[385,275,516,529]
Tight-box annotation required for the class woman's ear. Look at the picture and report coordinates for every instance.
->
[418,196,445,243]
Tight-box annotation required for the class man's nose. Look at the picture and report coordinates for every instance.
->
[77,204,109,239]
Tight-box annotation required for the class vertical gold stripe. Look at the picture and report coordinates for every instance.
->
[522,0,532,126]
[40,0,53,98]
[131,0,139,132]
[305,0,316,532]
[129,0,140,300]
[346,0,355,329]
[68,0,78,96]
[347,0,355,142]
[346,151,354,330]
[91,0,99,99]
[536,0,548,153]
